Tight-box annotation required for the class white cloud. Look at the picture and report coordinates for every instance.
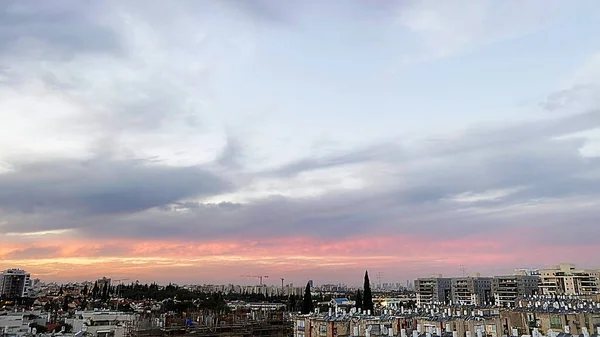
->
[395,0,564,60]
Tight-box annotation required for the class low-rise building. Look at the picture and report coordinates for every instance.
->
[67,311,137,337]
[0,311,47,337]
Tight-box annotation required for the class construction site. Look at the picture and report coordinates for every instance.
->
[124,310,292,337]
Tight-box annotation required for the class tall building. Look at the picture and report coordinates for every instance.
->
[0,269,32,298]
[415,276,452,306]
[492,275,539,307]
[451,276,493,305]
[538,263,599,295]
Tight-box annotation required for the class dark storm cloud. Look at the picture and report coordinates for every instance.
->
[0,156,232,215]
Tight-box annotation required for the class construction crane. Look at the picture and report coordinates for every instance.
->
[240,275,269,285]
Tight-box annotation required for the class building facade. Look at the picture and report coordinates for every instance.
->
[415,276,452,306]
[491,275,539,307]
[0,269,32,298]
[451,277,493,305]
[539,263,599,295]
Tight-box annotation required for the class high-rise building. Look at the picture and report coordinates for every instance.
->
[451,276,493,305]
[415,276,452,306]
[539,263,599,295]
[0,269,32,298]
[492,275,539,307]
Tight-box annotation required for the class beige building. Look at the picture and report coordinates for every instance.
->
[539,263,599,295]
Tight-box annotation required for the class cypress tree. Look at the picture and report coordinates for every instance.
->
[363,270,374,314]
[301,282,313,314]
[101,283,109,301]
[355,290,363,310]
[92,282,99,300]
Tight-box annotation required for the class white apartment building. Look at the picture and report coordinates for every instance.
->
[68,311,137,337]
[0,269,33,298]
[539,263,599,295]
[0,311,48,337]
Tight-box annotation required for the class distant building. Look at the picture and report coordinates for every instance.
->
[415,276,452,306]
[0,269,32,298]
[96,277,112,290]
[492,275,539,307]
[539,263,599,295]
[308,280,313,288]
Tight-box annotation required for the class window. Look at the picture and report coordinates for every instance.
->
[550,317,562,329]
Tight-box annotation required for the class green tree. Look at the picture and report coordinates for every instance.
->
[91,282,99,300]
[363,270,374,314]
[82,284,88,297]
[355,290,363,310]
[301,282,313,314]
[101,283,109,301]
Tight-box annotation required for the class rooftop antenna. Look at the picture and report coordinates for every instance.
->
[460,265,467,277]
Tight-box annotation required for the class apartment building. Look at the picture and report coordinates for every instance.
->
[0,269,33,298]
[451,276,493,305]
[414,276,452,306]
[492,275,539,307]
[538,263,599,295]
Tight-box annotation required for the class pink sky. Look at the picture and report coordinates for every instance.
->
[2,234,598,285]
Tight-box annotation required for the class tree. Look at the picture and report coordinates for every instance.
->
[62,295,70,312]
[355,290,363,310]
[92,282,99,300]
[101,283,109,301]
[288,295,297,312]
[301,282,313,314]
[363,270,374,314]
[82,284,88,297]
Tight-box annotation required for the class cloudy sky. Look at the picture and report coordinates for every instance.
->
[1,0,600,286]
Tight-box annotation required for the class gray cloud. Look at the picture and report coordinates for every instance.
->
[3,110,598,246]
[0,0,122,59]
[0,156,232,216]
[539,84,598,112]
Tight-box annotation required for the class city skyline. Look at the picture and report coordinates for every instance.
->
[1,1,600,283]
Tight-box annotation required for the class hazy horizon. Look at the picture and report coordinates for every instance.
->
[1,0,600,283]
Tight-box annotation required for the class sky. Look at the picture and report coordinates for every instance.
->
[1,0,600,287]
